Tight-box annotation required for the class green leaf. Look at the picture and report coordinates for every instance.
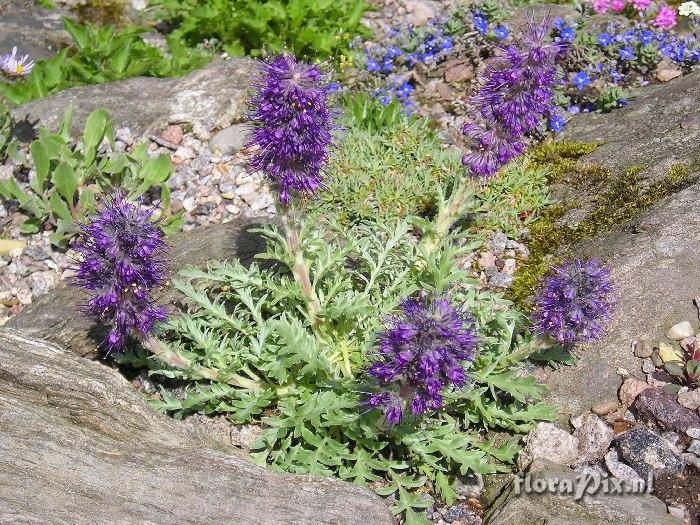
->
[29,141,50,194]
[63,18,90,50]
[49,190,73,221]
[20,217,42,234]
[82,109,110,167]
[52,161,79,205]
[486,372,547,403]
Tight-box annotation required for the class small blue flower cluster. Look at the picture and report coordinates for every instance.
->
[561,22,699,114]
[552,17,576,44]
[359,11,510,112]
[361,18,457,112]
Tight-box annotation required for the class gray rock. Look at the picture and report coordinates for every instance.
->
[518,422,579,469]
[7,218,277,358]
[12,58,257,139]
[615,426,686,478]
[604,449,644,486]
[573,413,614,465]
[539,72,700,421]
[0,329,394,524]
[488,272,514,289]
[560,70,700,187]
[484,459,683,525]
[0,1,69,62]
[634,389,700,433]
[209,124,252,155]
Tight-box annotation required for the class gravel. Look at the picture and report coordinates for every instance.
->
[0,123,276,325]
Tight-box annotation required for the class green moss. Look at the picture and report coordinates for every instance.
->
[529,140,601,182]
[73,0,127,26]
[509,150,698,310]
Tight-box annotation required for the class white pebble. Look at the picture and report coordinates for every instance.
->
[666,321,694,340]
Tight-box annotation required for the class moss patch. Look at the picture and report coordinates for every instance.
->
[510,141,699,310]
[73,0,127,26]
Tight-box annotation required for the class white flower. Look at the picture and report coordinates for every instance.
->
[0,47,35,78]
[679,0,700,16]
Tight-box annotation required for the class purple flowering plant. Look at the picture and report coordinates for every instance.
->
[366,294,478,426]
[248,55,335,204]
[113,45,562,522]
[72,192,168,353]
[532,258,614,347]
[426,18,565,242]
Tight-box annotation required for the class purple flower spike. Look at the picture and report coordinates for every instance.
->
[248,55,335,204]
[367,294,478,426]
[71,192,168,353]
[462,19,563,178]
[532,258,614,346]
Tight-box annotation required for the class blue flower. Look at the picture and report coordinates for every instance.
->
[618,46,635,60]
[572,71,591,90]
[379,93,392,105]
[549,115,566,133]
[421,51,436,63]
[568,105,580,114]
[382,57,394,72]
[597,33,613,46]
[473,12,488,34]
[386,46,402,58]
[366,59,380,72]
[440,37,454,51]
[659,42,674,57]
[396,82,413,100]
[639,30,654,45]
[494,26,509,40]
[559,26,575,42]
[622,30,636,43]
[406,53,418,67]
[609,69,622,83]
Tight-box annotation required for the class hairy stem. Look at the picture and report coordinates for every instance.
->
[279,202,321,328]
[142,335,263,390]
[434,177,478,239]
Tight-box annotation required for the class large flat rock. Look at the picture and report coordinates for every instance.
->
[0,1,70,61]
[0,329,394,524]
[7,217,275,358]
[539,71,700,419]
[485,459,683,525]
[542,180,700,418]
[11,56,257,138]
[560,71,700,183]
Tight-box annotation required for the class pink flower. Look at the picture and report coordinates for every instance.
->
[611,0,626,11]
[654,4,677,28]
[631,0,652,11]
[592,0,611,13]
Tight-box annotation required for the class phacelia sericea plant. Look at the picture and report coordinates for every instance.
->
[72,192,167,352]
[462,19,564,178]
[367,294,478,425]
[248,54,335,204]
[532,258,614,347]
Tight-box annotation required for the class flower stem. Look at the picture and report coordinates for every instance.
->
[434,177,477,238]
[279,201,321,328]
[142,335,263,390]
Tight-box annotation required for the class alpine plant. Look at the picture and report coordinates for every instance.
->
[367,294,478,425]
[462,20,564,177]
[0,47,35,78]
[248,55,335,203]
[72,192,167,353]
[532,258,614,346]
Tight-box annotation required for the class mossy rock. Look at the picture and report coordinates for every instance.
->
[511,71,700,420]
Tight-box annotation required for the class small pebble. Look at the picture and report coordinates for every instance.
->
[633,340,653,358]
[666,321,694,340]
